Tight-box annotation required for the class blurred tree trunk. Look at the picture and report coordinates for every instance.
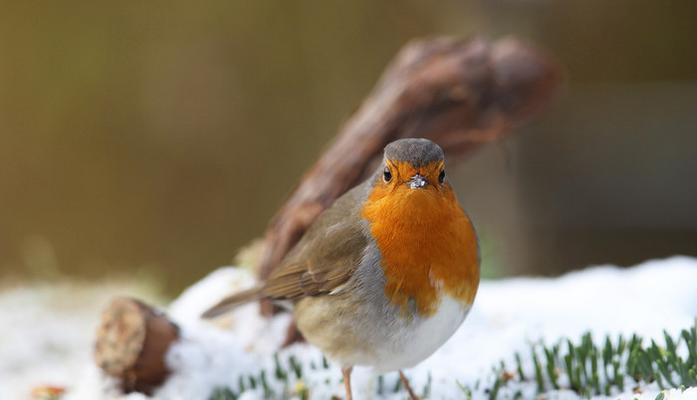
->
[257,36,560,314]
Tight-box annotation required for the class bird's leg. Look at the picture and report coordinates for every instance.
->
[399,370,420,400]
[342,366,353,400]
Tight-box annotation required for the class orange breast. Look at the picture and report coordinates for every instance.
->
[362,166,480,317]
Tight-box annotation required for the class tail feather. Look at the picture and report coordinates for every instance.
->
[201,286,263,319]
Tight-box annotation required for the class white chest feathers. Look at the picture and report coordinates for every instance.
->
[371,295,471,372]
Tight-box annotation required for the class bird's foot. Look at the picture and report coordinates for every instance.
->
[399,370,420,400]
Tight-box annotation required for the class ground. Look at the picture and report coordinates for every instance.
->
[1,256,696,399]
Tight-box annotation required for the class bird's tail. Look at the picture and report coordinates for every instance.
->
[201,286,263,319]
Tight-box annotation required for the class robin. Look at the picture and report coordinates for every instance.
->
[203,138,480,400]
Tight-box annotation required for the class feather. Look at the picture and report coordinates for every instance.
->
[201,286,262,319]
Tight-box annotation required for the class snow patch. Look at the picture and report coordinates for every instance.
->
[2,256,696,399]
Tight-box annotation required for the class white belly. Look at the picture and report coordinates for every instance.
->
[369,295,470,372]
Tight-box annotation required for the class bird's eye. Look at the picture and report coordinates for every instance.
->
[438,169,446,184]
[383,167,392,183]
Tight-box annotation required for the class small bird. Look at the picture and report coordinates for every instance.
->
[203,138,480,400]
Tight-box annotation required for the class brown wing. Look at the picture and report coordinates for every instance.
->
[201,182,372,319]
[261,183,370,301]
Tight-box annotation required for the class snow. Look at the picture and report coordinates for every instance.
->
[2,256,696,400]
[0,279,163,400]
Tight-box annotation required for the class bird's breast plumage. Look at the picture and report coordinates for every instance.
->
[362,176,480,317]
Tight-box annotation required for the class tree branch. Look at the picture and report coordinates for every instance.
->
[257,36,560,285]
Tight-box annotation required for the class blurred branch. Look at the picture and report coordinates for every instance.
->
[257,36,560,290]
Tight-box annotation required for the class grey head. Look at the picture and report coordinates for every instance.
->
[383,138,444,167]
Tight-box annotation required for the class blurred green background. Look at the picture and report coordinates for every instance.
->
[2,1,696,295]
